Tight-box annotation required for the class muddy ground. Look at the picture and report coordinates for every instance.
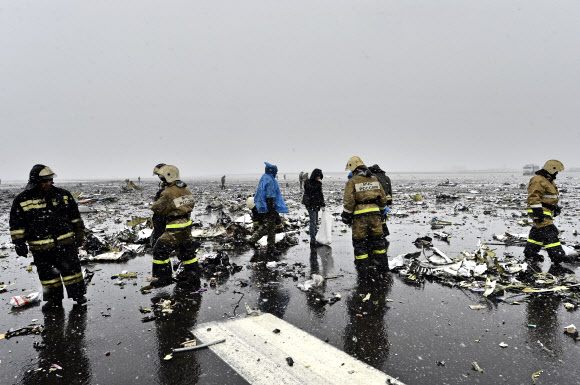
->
[1,172,579,385]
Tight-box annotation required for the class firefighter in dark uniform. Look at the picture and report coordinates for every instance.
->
[368,164,392,237]
[147,165,200,287]
[524,160,567,264]
[341,156,389,273]
[9,165,87,310]
[150,163,167,248]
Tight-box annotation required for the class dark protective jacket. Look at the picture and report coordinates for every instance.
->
[527,169,559,229]
[302,169,325,210]
[10,186,85,251]
[343,166,388,217]
[368,165,392,206]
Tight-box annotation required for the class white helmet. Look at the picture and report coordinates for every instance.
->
[246,196,255,209]
[157,165,180,183]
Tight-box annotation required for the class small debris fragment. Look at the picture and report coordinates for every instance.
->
[286,357,294,366]
[33,341,46,349]
[564,324,578,336]
[469,305,486,310]
[499,342,508,348]
[472,361,483,373]
[180,339,197,347]
[532,370,543,384]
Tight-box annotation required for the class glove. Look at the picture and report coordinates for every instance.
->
[75,230,85,248]
[531,207,545,222]
[341,211,353,226]
[553,205,561,217]
[387,200,393,207]
[380,210,388,222]
[14,240,28,257]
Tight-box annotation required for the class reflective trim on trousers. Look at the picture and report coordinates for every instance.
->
[63,272,84,286]
[153,258,171,265]
[41,277,63,289]
[545,242,562,248]
[10,229,25,236]
[372,249,386,254]
[183,258,198,265]
[355,254,369,260]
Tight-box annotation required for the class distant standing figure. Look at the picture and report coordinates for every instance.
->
[9,165,87,310]
[249,162,289,257]
[221,175,226,190]
[138,176,141,184]
[302,169,325,248]
[299,171,304,190]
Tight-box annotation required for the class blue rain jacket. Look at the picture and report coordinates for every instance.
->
[254,162,289,214]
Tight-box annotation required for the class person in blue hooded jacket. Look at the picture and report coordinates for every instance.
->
[249,162,289,256]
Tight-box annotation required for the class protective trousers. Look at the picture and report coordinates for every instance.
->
[32,244,86,303]
[352,215,388,271]
[524,224,566,263]
[249,210,277,251]
[152,239,200,280]
[308,209,319,243]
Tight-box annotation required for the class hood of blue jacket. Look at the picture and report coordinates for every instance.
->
[264,162,278,177]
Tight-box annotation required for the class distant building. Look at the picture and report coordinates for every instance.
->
[523,164,539,175]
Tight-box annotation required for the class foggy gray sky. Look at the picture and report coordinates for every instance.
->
[1,1,579,181]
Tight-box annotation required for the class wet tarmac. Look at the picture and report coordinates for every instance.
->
[1,172,580,384]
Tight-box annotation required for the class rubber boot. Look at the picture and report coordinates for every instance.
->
[149,277,172,288]
[42,299,63,311]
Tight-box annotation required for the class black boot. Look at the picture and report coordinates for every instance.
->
[149,277,172,288]
[42,299,63,311]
